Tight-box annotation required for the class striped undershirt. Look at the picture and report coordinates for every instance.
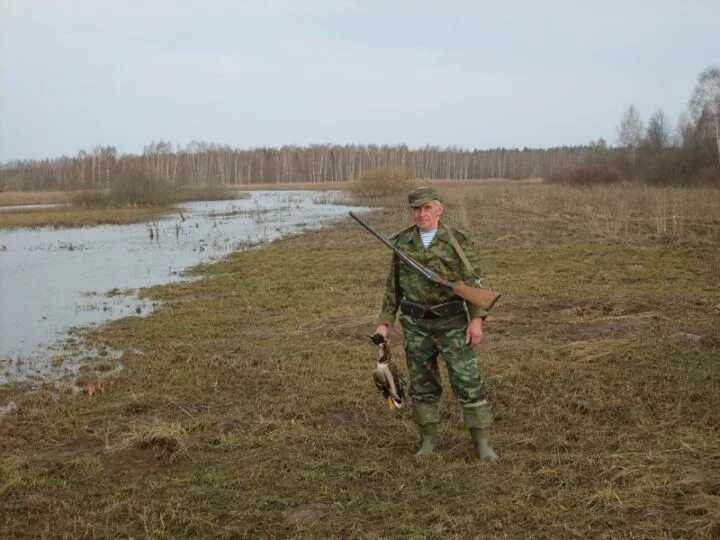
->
[419,229,437,248]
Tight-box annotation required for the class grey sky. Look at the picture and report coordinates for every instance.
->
[1,0,718,162]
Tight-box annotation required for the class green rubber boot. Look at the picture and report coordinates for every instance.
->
[413,402,439,460]
[469,428,498,461]
[414,423,438,460]
[463,402,498,461]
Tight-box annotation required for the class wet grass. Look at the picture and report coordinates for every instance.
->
[0,205,170,229]
[1,184,719,538]
[0,188,246,229]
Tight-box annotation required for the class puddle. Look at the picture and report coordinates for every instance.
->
[0,190,366,385]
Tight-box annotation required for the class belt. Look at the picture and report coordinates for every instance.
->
[400,299,465,319]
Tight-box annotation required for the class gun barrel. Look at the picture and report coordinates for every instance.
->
[348,211,396,252]
[349,211,439,283]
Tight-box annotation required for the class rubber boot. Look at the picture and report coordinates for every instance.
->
[413,402,439,460]
[414,423,438,460]
[462,402,498,461]
[469,428,498,461]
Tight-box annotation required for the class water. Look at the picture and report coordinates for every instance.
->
[0,191,365,384]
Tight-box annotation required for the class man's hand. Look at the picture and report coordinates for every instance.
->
[465,318,484,347]
[374,324,389,341]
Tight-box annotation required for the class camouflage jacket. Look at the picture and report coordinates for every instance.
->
[378,222,488,325]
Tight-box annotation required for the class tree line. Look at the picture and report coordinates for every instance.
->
[1,143,594,192]
[1,67,717,192]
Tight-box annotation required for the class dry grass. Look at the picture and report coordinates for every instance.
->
[441,183,720,243]
[1,182,719,538]
[0,190,75,206]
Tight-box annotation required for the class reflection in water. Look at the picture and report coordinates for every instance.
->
[0,191,365,384]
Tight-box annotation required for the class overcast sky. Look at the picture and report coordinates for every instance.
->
[1,0,718,162]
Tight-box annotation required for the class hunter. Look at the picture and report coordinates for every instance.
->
[373,186,498,461]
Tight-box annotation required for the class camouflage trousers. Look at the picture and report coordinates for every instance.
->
[399,312,488,406]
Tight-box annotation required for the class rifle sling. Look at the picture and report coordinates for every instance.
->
[393,225,477,306]
[442,224,477,278]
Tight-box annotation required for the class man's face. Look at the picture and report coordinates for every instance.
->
[411,201,443,231]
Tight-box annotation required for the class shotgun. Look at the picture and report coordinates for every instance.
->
[349,211,500,311]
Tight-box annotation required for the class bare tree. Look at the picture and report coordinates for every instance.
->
[617,104,644,168]
[674,111,691,147]
[646,110,671,154]
[689,66,720,164]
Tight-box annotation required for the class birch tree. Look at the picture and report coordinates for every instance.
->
[646,110,671,154]
[617,105,644,167]
[689,66,720,164]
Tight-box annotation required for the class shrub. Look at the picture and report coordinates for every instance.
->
[349,166,417,197]
[109,167,174,206]
[73,190,110,207]
[546,164,622,186]
[694,164,720,186]
[74,168,175,207]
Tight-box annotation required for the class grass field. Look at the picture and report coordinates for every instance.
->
[1,183,719,538]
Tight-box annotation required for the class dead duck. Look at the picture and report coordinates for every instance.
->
[371,335,407,409]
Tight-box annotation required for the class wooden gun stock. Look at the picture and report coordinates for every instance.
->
[449,281,500,311]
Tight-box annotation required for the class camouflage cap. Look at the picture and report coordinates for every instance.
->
[407,186,441,207]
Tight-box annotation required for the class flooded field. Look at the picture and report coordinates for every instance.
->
[0,190,364,384]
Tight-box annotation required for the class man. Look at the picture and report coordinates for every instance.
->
[373,186,498,461]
